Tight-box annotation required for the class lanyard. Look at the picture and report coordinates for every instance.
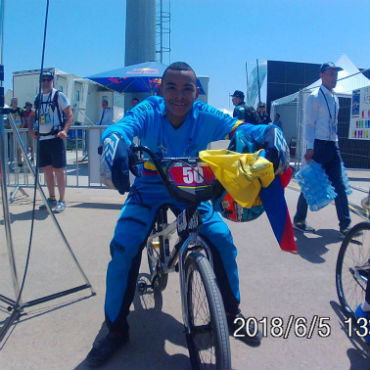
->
[40,92,52,115]
[320,87,336,120]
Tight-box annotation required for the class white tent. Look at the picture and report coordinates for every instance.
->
[270,54,370,164]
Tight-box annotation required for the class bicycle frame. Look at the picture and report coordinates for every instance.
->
[147,206,214,333]
[132,145,215,333]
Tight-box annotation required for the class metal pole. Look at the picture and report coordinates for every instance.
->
[245,61,249,103]
[0,0,22,302]
[256,58,261,105]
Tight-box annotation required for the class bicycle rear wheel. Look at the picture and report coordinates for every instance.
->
[185,251,231,370]
[336,222,370,317]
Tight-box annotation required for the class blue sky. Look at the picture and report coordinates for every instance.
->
[3,0,370,110]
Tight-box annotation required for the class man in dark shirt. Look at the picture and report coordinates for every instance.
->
[231,90,247,120]
[257,102,271,124]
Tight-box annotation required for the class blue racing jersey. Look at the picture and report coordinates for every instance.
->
[102,96,240,157]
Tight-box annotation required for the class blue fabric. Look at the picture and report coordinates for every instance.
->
[102,96,236,157]
[105,181,240,324]
[103,97,242,328]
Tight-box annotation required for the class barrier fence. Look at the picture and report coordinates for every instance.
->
[3,125,108,201]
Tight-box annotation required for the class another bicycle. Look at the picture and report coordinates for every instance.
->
[336,220,370,318]
[133,145,231,370]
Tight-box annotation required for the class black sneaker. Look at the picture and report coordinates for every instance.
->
[293,221,315,233]
[86,331,129,368]
[227,312,262,346]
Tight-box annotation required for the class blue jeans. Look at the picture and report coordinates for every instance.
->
[294,140,351,230]
[104,178,241,333]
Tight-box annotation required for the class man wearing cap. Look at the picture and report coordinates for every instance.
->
[30,71,73,213]
[293,62,351,237]
[257,102,271,124]
[231,90,247,120]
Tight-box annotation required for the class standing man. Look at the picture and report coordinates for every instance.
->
[257,102,271,124]
[30,71,73,213]
[231,90,247,120]
[273,113,283,130]
[97,99,113,126]
[8,97,25,167]
[293,62,351,237]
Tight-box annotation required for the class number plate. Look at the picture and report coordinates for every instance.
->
[168,163,214,187]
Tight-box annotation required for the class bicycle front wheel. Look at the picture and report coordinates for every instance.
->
[336,222,370,317]
[185,251,231,370]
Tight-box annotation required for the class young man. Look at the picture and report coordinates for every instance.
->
[231,90,247,120]
[293,62,351,237]
[29,71,73,213]
[88,62,287,367]
[8,97,25,167]
[257,102,271,124]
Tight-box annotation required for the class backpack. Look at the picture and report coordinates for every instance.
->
[34,89,65,135]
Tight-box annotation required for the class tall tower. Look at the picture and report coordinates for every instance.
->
[125,0,156,66]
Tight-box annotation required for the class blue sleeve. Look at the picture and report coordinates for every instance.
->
[101,99,155,145]
[194,101,240,141]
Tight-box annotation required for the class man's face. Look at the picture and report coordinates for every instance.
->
[41,76,53,93]
[258,106,265,114]
[11,99,18,108]
[159,69,199,124]
[232,96,242,106]
[25,104,32,112]
[320,69,338,90]
[102,101,108,109]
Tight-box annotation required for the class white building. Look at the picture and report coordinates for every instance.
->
[12,68,124,125]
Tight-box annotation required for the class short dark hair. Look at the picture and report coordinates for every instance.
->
[162,61,196,81]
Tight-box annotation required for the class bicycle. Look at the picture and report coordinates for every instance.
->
[336,198,370,318]
[132,145,231,370]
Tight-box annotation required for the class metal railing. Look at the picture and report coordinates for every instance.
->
[3,125,108,201]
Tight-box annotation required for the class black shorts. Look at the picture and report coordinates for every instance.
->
[39,137,66,168]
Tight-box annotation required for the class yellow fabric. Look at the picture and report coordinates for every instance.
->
[199,149,274,208]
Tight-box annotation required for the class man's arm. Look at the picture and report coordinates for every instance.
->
[57,106,73,139]
[304,94,318,160]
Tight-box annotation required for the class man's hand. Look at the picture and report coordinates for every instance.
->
[304,149,314,161]
[100,133,130,194]
[57,130,68,139]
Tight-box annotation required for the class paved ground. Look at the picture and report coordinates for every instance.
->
[0,171,369,370]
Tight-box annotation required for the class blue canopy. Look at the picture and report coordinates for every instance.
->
[87,61,205,94]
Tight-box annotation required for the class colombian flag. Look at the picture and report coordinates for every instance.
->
[260,167,297,253]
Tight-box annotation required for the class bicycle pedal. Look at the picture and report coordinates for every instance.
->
[137,279,150,294]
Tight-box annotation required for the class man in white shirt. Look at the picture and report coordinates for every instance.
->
[293,62,351,237]
[97,100,113,126]
[29,71,73,213]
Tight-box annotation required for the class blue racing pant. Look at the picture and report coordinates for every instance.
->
[104,178,241,333]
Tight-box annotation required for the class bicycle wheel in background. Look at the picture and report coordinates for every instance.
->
[185,251,231,370]
[336,222,370,318]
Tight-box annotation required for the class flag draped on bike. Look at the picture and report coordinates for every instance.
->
[199,123,297,254]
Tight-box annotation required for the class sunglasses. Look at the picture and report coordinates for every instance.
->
[41,78,52,82]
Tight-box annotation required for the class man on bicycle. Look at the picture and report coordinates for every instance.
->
[86,62,288,367]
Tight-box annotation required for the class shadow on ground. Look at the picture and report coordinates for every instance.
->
[294,228,341,263]
[74,273,190,370]
[330,300,369,370]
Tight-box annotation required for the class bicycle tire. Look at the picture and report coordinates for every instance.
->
[185,251,231,370]
[336,222,370,318]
